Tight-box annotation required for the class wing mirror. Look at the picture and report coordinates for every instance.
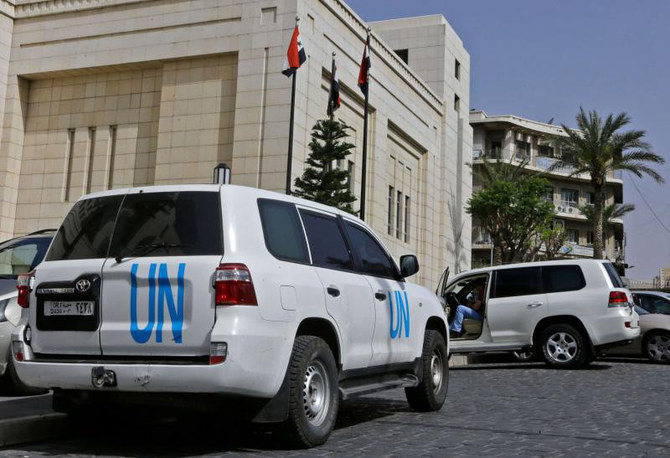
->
[399,255,419,278]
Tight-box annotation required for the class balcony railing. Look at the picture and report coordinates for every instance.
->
[473,149,503,160]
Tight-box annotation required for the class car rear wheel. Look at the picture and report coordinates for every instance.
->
[643,331,670,364]
[282,336,339,448]
[405,330,449,411]
[540,323,591,368]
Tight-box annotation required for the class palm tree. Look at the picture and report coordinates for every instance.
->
[579,203,635,253]
[552,108,665,259]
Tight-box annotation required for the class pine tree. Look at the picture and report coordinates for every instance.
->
[294,118,357,213]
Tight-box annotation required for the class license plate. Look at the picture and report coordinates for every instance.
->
[44,301,94,316]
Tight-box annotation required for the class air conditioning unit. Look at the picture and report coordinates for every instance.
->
[556,205,564,213]
[567,206,575,214]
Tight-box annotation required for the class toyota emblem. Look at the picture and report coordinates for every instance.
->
[75,279,91,293]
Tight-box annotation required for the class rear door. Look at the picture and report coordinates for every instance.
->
[99,188,223,357]
[486,266,547,344]
[298,209,375,370]
[30,193,125,355]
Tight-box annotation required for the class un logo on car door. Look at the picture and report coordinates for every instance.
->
[389,290,410,339]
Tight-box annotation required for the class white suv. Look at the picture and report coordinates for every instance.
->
[437,259,639,368]
[12,184,449,447]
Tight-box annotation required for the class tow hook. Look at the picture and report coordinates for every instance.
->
[91,366,117,388]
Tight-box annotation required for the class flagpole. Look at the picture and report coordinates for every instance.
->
[285,16,299,195]
[360,29,371,221]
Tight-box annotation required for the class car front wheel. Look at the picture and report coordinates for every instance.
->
[540,323,591,368]
[405,330,449,411]
[643,331,670,364]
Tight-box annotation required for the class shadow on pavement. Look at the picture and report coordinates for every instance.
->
[4,396,406,455]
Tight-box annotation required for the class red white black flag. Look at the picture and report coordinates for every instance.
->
[358,34,371,95]
[327,55,340,117]
[282,25,307,77]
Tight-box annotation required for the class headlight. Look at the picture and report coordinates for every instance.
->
[0,299,8,323]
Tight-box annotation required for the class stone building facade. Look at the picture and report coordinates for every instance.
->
[0,0,472,288]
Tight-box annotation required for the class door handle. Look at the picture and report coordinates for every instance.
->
[375,291,387,301]
[527,302,543,308]
[327,286,340,297]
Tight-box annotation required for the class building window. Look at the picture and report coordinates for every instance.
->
[538,144,554,157]
[561,188,579,208]
[515,140,530,160]
[396,190,402,239]
[542,187,554,203]
[586,231,594,246]
[261,7,277,24]
[394,49,409,64]
[566,228,579,244]
[404,195,410,243]
[454,94,460,112]
[387,186,394,235]
[347,160,354,195]
[455,59,461,80]
[585,192,594,205]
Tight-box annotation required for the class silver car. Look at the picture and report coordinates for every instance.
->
[0,229,54,393]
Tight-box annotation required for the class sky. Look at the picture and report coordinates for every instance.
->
[347,0,670,281]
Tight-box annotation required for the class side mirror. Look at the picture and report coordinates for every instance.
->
[399,255,419,278]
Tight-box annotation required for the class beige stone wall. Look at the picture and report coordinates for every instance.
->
[0,0,473,290]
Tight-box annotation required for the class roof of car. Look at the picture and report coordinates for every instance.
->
[0,229,56,247]
[450,258,613,281]
[632,290,670,297]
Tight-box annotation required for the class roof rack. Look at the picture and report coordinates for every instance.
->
[26,229,57,235]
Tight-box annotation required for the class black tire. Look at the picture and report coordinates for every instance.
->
[2,352,47,396]
[405,330,449,412]
[642,331,670,364]
[540,323,591,368]
[282,336,339,448]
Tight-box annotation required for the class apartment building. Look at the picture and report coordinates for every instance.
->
[469,110,625,267]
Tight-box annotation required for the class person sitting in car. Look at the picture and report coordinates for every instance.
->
[449,280,485,338]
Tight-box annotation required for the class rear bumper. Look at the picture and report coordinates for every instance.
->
[586,312,640,346]
[12,308,295,398]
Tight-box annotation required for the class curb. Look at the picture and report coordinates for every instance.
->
[0,413,68,448]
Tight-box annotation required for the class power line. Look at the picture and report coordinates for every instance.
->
[628,175,670,235]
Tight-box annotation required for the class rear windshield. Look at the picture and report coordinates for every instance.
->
[46,195,124,261]
[603,262,624,288]
[0,237,52,278]
[47,191,222,261]
[109,191,222,258]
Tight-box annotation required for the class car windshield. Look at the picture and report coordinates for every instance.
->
[0,237,52,279]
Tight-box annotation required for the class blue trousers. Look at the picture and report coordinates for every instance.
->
[450,305,483,332]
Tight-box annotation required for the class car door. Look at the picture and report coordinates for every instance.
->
[30,193,125,355]
[298,209,375,370]
[99,189,223,357]
[486,266,547,344]
[343,220,419,366]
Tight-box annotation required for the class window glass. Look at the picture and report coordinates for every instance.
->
[493,267,542,298]
[0,239,51,277]
[602,262,624,288]
[345,222,397,278]
[300,211,352,270]
[258,199,309,263]
[109,192,222,258]
[543,265,586,293]
[652,297,670,314]
[47,195,124,261]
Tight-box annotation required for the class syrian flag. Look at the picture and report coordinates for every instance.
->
[282,25,307,77]
[358,34,371,95]
[327,56,340,117]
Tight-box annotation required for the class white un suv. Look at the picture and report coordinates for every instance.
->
[437,259,639,368]
[11,184,449,447]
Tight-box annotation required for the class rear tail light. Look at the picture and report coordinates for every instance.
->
[209,342,228,365]
[17,271,34,308]
[608,291,629,307]
[214,264,258,306]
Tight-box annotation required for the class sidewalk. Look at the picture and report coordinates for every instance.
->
[0,394,67,447]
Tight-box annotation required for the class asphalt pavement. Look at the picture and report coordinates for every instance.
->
[0,356,667,457]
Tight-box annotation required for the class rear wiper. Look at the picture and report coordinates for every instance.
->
[114,243,190,263]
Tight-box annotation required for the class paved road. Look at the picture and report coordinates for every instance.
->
[0,357,668,457]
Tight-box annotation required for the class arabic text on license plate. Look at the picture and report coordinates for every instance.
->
[44,301,94,316]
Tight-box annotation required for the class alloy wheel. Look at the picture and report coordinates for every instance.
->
[545,332,578,363]
[647,334,670,362]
